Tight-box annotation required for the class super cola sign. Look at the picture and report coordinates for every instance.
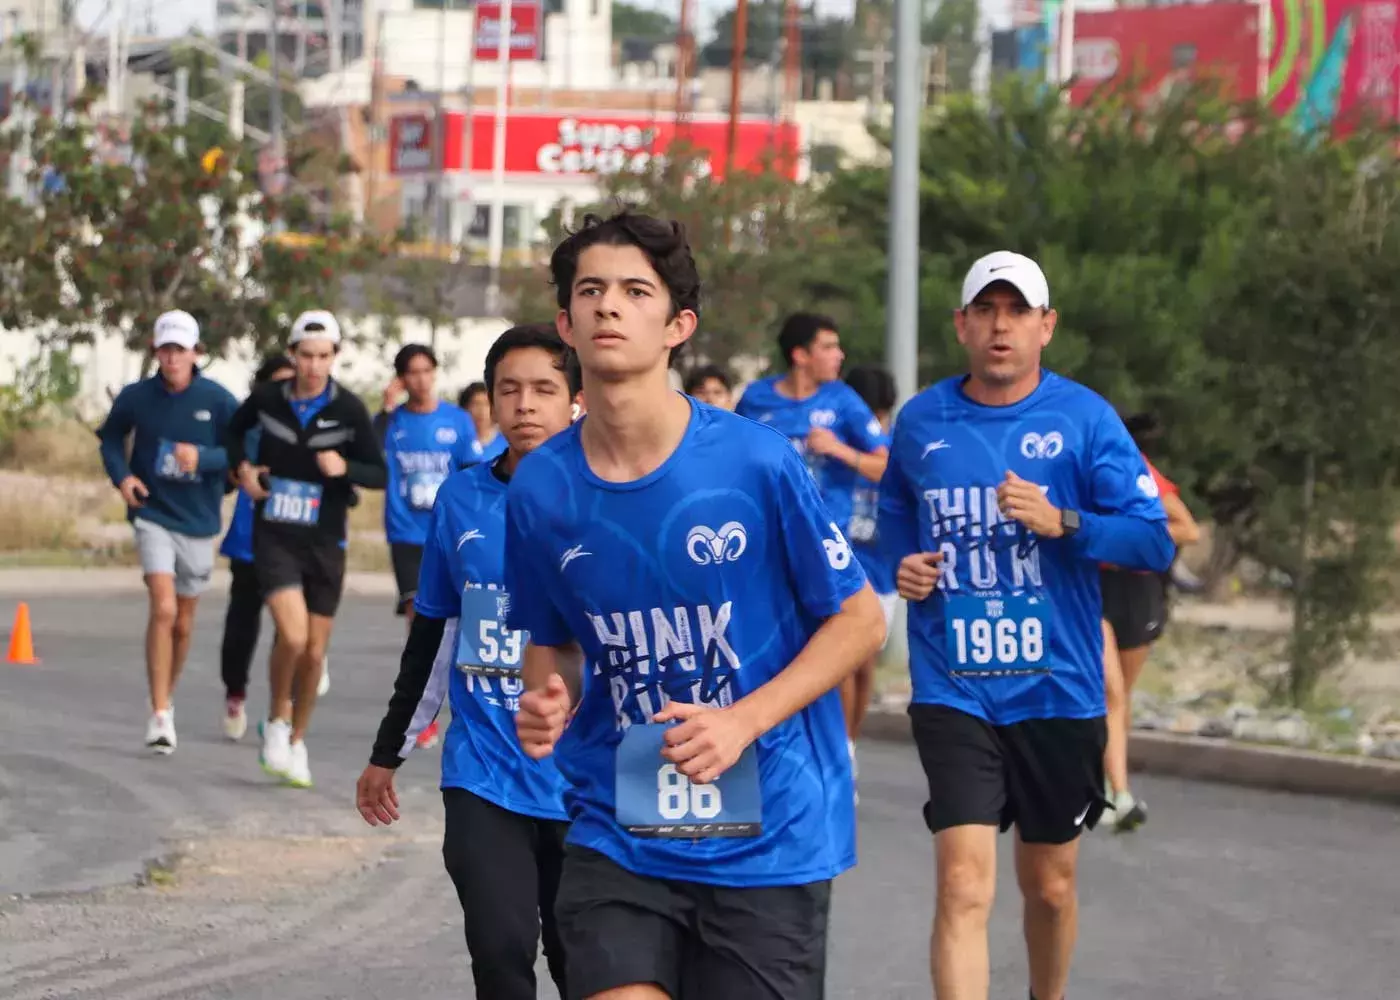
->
[468,112,800,182]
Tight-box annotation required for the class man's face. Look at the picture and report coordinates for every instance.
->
[492,347,575,454]
[401,354,437,404]
[558,243,695,381]
[292,338,337,386]
[953,284,1056,387]
[794,329,845,384]
[692,376,732,410]
[155,344,196,384]
[466,390,492,428]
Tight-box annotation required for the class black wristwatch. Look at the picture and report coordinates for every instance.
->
[1060,508,1081,538]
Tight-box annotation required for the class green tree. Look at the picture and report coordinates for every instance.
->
[504,147,868,371]
[702,1,854,83]
[923,0,980,93]
[613,1,678,42]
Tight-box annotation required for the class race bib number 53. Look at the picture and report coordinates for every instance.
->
[456,586,523,677]
[615,723,762,838]
[944,593,1050,677]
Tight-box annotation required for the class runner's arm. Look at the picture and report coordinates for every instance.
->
[876,423,922,564]
[194,389,239,476]
[1163,492,1201,546]
[371,410,389,450]
[95,386,136,486]
[369,614,451,767]
[827,395,889,481]
[224,394,260,471]
[344,403,388,489]
[522,641,585,706]
[1069,413,1175,572]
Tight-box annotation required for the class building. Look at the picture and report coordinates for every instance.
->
[215,0,367,76]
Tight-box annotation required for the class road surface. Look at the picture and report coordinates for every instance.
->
[0,593,1396,999]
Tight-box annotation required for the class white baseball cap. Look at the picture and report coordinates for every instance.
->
[153,310,200,350]
[960,251,1050,309]
[289,310,342,346]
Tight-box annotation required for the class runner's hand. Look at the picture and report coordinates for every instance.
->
[896,551,943,601]
[381,377,404,414]
[317,450,348,478]
[806,426,842,458]
[355,764,400,826]
[118,475,149,508]
[237,462,269,500]
[997,470,1063,538]
[517,674,571,759]
[655,701,759,785]
[172,442,200,474]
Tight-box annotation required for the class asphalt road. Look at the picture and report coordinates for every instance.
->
[0,592,1397,999]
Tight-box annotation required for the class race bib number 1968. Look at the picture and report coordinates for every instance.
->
[615,723,762,838]
[944,593,1050,677]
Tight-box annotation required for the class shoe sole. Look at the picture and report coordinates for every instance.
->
[1114,807,1148,834]
[147,742,175,756]
[280,775,314,789]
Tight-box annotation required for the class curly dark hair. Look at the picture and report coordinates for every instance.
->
[549,209,701,322]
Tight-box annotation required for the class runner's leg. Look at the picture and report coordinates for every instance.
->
[220,560,262,700]
[1102,620,1130,799]
[264,587,309,724]
[144,573,178,713]
[1015,837,1081,1000]
[170,596,199,696]
[291,613,333,743]
[537,818,570,996]
[933,825,997,1000]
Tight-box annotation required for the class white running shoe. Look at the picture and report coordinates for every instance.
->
[223,697,247,741]
[260,718,293,777]
[316,656,330,697]
[283,740,313,788]
[145,709,176,755]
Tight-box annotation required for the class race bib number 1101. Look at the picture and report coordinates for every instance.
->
[614,723,762,839]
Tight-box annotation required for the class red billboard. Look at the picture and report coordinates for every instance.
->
[1068,3,1263,106]
[474,2,542,62]
[389,113,467,175]
[465,112,800,181]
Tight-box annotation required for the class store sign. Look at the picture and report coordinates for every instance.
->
[468,112,800,181]
[390,114,435,175]
[474,2,542,61]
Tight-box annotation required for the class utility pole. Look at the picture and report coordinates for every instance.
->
[269,0,287,212]
[886,0,920,406]
[173,65,189,155]
[726,0,748,175]
[295,0,308,77]
[107,0,124,117]
[674,0,692,123]
[432,0,447,245]
[485,0,514,314]
[782,0,799,118]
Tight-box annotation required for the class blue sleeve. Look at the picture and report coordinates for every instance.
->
[454,412,480,469]
[842,391,885,454]
[96,385,137,486]
[774,448,869,618]
[1067,409,1175,572]
[503,483,575,645]
[413,501,459,619]
[196,386,240,475]
[733,386,757,419]
[877,419,922,565]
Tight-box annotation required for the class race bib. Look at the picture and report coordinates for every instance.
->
[944,593,1050,677]
[615,723,762,838]
[455,586,524,677]
[155,440,198,482]
[263,478,322,526]
[406,471,446,512]
[848,486,879,544]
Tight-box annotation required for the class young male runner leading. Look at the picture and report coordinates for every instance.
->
[510,211,886,1000]
[97,310,239,753]
[226,311,386,788]
[878,251,1175,1000]
[358,323,581,1000]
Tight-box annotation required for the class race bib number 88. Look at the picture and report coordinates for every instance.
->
[944,593,1050,677]
[615,724,762,838]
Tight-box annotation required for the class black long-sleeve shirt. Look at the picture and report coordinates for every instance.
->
[371,613,450,768]
[226,378,386,544]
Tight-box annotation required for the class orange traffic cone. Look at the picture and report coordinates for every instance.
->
[7,602,39,665]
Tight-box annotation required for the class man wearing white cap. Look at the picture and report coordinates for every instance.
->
[225,310,386,788]
[876,252,1175,1000]
[97,310,240,754]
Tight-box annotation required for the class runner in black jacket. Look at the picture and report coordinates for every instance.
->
[226,310,386,788]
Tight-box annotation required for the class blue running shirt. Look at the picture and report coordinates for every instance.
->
[384,403,480,545]
[878,372,1173,726]
[850,430,895,595]
[735,376,885,534]
[504,397,867,888]
[415,460,568,820]
[476,431,508,464]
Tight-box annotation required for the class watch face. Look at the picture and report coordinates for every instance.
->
[1063,509,1081,532]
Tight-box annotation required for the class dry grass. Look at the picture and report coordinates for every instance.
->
[347,488,387,536]
[5,419,103,478]
[0,490,82,550]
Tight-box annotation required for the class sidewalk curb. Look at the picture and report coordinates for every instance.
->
[0,568,398,597]
[862,709,1400,807]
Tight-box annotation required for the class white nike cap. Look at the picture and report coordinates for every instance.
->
[153,310,200,350]
[960,251,1050,309]
[289,310,342,346]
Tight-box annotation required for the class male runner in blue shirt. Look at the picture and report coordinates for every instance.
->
[357,324,581,1000]
[734,312,888,536]
[97,310,239,754]
[459,381,508,462]
[878,252,1175,1000]
[509,211,886,1000]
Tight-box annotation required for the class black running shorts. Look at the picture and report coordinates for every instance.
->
[909,703,1107,845]
[390,542,424,615]
[553,845,831,1000]
[1100,567,1168,649]
[253,530,347,618]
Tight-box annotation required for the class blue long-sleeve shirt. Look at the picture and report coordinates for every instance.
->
[877,371,1173,725]
[97,370,240,539]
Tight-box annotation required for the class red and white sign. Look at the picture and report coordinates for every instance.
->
[390,114,434,175]
[474,2,542,62]
[467,112,800,182]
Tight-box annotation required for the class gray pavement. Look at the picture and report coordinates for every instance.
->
[0,593,1397,998]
